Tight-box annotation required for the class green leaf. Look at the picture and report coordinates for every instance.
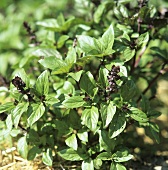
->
[60,17,76,32]
[36,18,60,31]
[37,50,75,74]
[97,152,111,160]
[17,136,28,159]
[82,159,94,170]
[110,162,126,170]
[137,32,149,47]
[57,35,69,48]
[98,130,116,151]
[120,5,129,17]
[35,70,49,96]
[77,130,88,142]
[130,107,148,123]
[66,110,81,129]
[10,129,21,137]
[42,148,53,166]
[32,48,62,59]
[45,94,60,106]
[93,1,114,23]
[119,65,127,77]
[65,47,76,64]
[45,48,76,75]
[12,102,29,128]
[112,148,133,162]
[0,87,8,93]
[19,55,36,68]
[150,47,168,60]
[114,6,122,20]
[140,95,150,113]
[77,35,100,55]
[6,114,13,130]
[39,56,66,70]
[27,146,41,160]
[118,0,132,4]
[58,148,87,161]
[0,102,15,114]
[81,106,99,132]
[95,39,106,55]
[57,81,75,96]
[113,39,127,52]
[54,120,72,137]
[0,129,10,138]
[68,70,83,82]
[93,2,106,23]
[62,96,86,108]
[51,63,73,74]
[93,158,102,169]
[36,17,75,32]
[80,71,96,97]
[76,56,95,66]
[109,113,126,138]
[100,102,116,128]
[145,122,160,143]
[57,13,65,25]
[63,16,75,28]
[65,134,78,150]
[121,80,137,101]
[98,68,109,88]
[122,48,135,62]
[101,25,115,54]
[28,103,45,126]
[148,110,161,119]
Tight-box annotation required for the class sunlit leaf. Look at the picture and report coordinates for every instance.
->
[0,102,15,114]
[101,25,115,54]
[130,107,148,122]
[32,48,62,59]
[82,159,94,170]
[81,106,99,132]
[78,35,100,55]
[28,103,45,126]
[100,102,116,128]
[58,148,88,161]
[35,70,49,96]
[77,130,88,142]
[62,96,86,108]
[109,113,126,138]
[112,148,133,162]
[42,148,53,166]
[17,136,28,159]
[12,102,29,128]
[65,134,78,150]
[68,70,83,82]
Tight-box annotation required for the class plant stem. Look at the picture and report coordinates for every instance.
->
[134,46,146,67]
[149,95,156,101]
[18,122,27,133]
[130,46,147,75]
[137,63,167,102]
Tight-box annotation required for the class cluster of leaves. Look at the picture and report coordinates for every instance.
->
[0,0,168,169]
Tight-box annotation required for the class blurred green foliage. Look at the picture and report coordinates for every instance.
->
[0,0,74,76]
